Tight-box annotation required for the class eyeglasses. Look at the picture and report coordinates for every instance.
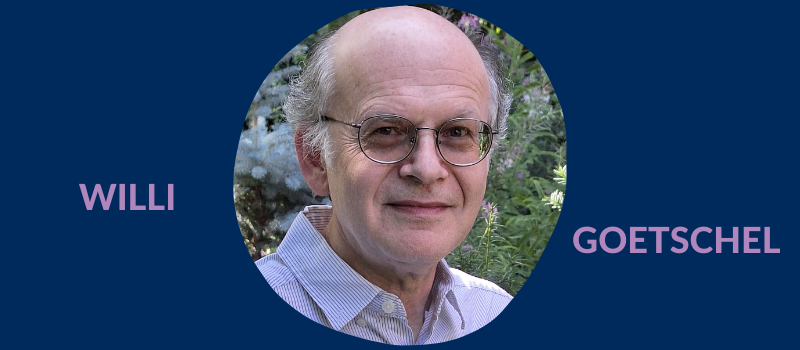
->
[321,114,498,167]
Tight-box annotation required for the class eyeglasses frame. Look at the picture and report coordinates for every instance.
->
[321,114,498,167]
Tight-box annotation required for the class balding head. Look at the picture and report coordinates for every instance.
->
[329,7,491,123]
[333,7,486,80]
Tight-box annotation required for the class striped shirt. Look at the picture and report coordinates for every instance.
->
[256,205,512,345]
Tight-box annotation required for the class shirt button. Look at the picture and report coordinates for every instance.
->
[356,318,367,327]
[381,300,395,314]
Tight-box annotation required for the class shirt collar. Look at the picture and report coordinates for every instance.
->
[430,258,466,330]
[277,205,465,331]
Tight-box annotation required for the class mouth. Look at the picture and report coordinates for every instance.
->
[386,200,452,216]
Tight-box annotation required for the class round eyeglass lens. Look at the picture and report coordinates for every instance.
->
[438,119,492,165]
[359,116,415,163]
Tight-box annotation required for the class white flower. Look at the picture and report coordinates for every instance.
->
[550,190,564,210]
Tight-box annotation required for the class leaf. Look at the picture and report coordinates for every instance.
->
[519,51,534,64]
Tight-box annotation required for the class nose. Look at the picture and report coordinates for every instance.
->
[398,129,449,184]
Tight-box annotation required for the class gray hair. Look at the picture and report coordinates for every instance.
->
[283,28,511,165]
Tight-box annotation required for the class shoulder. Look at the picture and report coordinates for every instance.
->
[449,268,513,300]
[254,254,329,325]
[255,253,297,289]
[445,268,513,331]
[450,268,513,310]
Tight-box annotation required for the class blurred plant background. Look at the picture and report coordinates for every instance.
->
[234,5,566,296]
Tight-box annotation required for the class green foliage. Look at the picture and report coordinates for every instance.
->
[446,16,566,296]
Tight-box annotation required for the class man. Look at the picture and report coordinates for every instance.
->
[256,6,513,345]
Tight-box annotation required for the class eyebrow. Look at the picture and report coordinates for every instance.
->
[451,109,476,119]
[357,108,481,124]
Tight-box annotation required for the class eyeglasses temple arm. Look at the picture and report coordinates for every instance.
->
[320,115,361,128]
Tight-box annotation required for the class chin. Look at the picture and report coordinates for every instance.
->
[383,229,460,264]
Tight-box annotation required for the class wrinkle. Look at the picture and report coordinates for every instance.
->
[358,74,485,88]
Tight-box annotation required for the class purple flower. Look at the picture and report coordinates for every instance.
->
[461,244,473,253]
[480,201,496,218]
[457,14,479,31]
[515,172,524,180]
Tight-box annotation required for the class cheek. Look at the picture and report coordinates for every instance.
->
[329,155,388,211]
[452,170,488,239]
[458,168,488,208]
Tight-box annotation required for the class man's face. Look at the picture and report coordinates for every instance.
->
[323,12,492,271]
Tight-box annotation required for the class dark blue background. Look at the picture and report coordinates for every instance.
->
[4,1,797,348]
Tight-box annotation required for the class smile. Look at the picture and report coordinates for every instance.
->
[387,200,451,216]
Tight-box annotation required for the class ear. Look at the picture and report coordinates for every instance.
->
[295,130,330,197]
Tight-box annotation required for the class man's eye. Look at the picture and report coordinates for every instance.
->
[376,127,396,135]
[445,127,470,137]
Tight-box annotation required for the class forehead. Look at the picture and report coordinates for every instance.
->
[331,8,490,120]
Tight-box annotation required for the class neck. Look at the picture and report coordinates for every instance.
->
[324,212,439,341]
